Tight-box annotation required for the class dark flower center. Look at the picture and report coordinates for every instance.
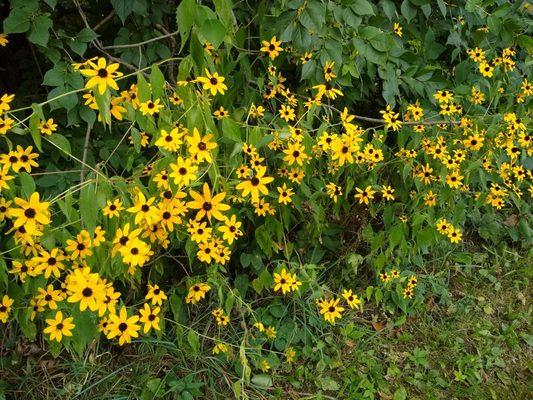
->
[82,287,93,297]
[98,68,108,78]
[202,202,212,211]
[141,205,150,212]
[130,248,139,255]
[251,177,260,186]
[24,208,36,218]
[119,322,128,332]
[198,142,207,151]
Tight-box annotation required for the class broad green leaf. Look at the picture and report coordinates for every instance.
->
[28,15,52,47]
[110,0,135,23]
[46,134,72,157]
[351,0,374,16]
[3,8,31,34]
[150,65,165,100]
[80,182,98,233]
[176,0,197,50]
[198,19,226,48]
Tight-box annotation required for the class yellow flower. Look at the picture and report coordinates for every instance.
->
[185,282,211,304]
[212,343,229,354]
[0,116,14,135]
[139,98,164,115]
[107,306,141,345]
[169,156,198,187]
[145,284,167,306]
[79,57,123,94]
[393,22,403,37]
[381,185,395,201]
[285,346,296,363]
[155,127,183,152]
[323,61,336,81]
[342,289,361,309]
[447,227,462,243]
[236,166,274,203]
[127,191,161,225]
[279,104,295,122]
[103,199,124,218]
[139,303,161,334]
[66,267,107,312]
[0,295,14,323]
[446,170,464,189]
[218,215,243,244]
[277,183,294,205]
[319,298,344,324]
[300,52,312,64]
[0,165,14,192]
[187,182,230,222]
[283,142,308,166]
[273,268,295,294]
[354,186,376,205]
[119,237,153,272]
[38,118,57,135]
[186,128,218,163]
[0,33,8,47]
[33,248,66,279]
[479,61,494,78]
[196,70,228,95]
[7,192,50,235]
[43,311,75,342]
[260,36,283,59]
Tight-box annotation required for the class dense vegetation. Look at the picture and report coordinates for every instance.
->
[0,0,531,398]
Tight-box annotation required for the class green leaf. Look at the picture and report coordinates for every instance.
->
[149,65,165,100]
[3,8,31,34]
[221,118,242,142]
[110,0,135,23]
[46,134,71,157]
[187,330,200,355]
[351,0,375,16]
[28,15,52,47]
[80,183,98,233]
[198,19,226,48]
[251,374,273,388]
[19,173,36,197]
[176,0,197,50]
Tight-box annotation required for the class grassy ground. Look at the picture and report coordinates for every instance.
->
[1,247,531,399]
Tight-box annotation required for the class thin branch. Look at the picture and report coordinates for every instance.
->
[101,30,179,50]
[92,10,115,31]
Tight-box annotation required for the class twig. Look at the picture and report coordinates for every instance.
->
[92,10,115,31]
[101,30,179,50]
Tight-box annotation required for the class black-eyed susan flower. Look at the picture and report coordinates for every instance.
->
[32,248,65,279]
[279,104,295,122]
[478,61,494,78]
[185,282,211,304]
[139,98,164,115]
[236,166,274,203]
[0,93,15,112]
[145,284,167,306]
[186,128,218,163]
[79,57,123,94]
[127,191,160,226]
[218,215,243,244]
[155,128,183,152]
[38,118,57,135]
[323,61,336,81]
[187,219,213,244]
[0,295,13,323]
[169,156,198,187]
[354,186,376,205]
[0,165,14,192]
[187,182,230,222]
[393,22,402,37]
[0,116,14,135]
[260,36,283,59]
[66,267,107,312]
[319,298,344,324]
[103,199,124,218]
[381,185,395,201]
[342,289,361,309]
[277,183,294,205]
[196,70,227,95]
[283,142,308,166]
[7,192,50,235]
[65,231,93,259]
[107,306,141,345]
[0,34,8,47]
[43,311,75,342]
[119,237,153,272]
[139,303,161,334]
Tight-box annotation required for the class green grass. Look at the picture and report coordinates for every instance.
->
[1,247,531,399]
